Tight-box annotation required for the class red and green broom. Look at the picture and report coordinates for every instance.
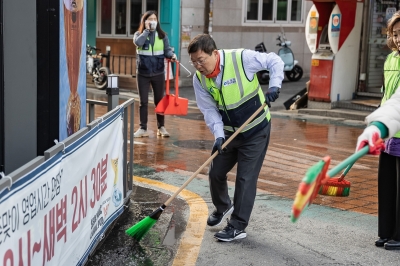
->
[291,138,384,223]
[126,103,268,241]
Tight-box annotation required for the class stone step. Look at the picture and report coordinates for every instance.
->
[333,100,378,112]
[297,108,370,121]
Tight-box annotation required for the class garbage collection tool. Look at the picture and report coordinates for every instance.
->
[155,60,189,116]
[291,138,384,223]
[126,103,269,241]
[318,163,353,197]
[179,62,192,77]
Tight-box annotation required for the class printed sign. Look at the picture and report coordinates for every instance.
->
[0,108,125,266]
[386,7,396,22]
[181,25,193,49]
[309,16,318,34]
[331,14,341,37]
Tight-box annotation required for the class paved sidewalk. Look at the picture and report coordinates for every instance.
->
[86,81,399,265]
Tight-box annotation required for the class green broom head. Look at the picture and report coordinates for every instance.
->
[125,204,166,241]
[291,158,329,223]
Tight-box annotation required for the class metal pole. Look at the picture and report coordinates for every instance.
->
[123,106,128,198]
[107,93,119,111]
[129,102,134,190]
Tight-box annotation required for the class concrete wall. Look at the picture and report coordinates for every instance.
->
[4,0,37,173]
[180,0,313,86]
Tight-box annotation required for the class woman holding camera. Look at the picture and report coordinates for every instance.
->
[133,10,176,138]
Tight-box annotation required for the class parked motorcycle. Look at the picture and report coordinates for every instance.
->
[255,29,303,84]
[86,44,111,90]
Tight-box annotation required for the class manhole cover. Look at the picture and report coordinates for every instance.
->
[173,139,213,150]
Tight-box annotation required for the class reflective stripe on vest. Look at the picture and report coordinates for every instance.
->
[382,51,400,138]
[196,49,270,133]
[137,32,164,56]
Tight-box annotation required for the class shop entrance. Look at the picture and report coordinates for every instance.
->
[365,2,398,94]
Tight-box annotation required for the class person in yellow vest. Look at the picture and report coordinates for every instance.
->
[187,34,284,241]
[356,11,400,250]
[133,10,176,138]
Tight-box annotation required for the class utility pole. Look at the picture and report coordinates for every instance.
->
[204,0,210,34]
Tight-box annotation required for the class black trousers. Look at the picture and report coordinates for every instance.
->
[136,73,165,130]
[378,152,400,241]
[208,122,271,230]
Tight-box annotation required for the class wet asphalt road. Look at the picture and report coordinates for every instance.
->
[84,83,400,265]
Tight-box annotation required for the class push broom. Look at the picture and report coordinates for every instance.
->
[291,138,384,223]
[318,162,353,197]
[126,103,268,241]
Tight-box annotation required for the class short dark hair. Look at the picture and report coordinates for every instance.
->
[387,11,400,51]
[187,34,217,55]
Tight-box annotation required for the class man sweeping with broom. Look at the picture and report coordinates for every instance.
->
[187,34,284,241]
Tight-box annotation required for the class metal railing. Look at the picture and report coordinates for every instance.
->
[1,97,134,197]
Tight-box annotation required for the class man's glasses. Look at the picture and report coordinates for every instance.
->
[189,58,208,66]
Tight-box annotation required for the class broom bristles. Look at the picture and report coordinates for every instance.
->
[125,216,158,241]
[319,178,351,197]
[291,160,326,222]
[125,205,165,241]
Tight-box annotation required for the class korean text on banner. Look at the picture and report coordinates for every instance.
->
[0,108,125,266]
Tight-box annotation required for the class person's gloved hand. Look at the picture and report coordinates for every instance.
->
[265,87,280,108]
[356,125,384,155]
[212,137,225,155]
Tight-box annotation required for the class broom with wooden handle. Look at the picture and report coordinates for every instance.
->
[126,103,268,241]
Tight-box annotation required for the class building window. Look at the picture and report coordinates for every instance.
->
[98,0,159,37]
[245,0,303,24]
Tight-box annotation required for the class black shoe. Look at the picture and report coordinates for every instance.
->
[214,222,246,242]
[207,205,234,227]
[384,240,400,250]
[375,238,390,247]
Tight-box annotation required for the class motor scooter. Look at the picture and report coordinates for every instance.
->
[255,28,303,84]
[86,44,111,90]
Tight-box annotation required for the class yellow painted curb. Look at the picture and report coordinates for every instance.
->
[133,176,208,266]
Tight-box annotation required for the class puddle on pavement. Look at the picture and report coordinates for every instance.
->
[176,113,204,121]
[86,185,188,266]
[172,139,214,150]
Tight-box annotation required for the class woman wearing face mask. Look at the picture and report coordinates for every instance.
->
[133,10,177,138]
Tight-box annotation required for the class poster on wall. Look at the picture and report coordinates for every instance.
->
[60,0,87,141]
[305,6,319,54]
[181,25,193,48]
[331,14,341,38]
[386,7,396,23]
[309,15,318,34]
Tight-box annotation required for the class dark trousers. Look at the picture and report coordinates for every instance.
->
[208,122,271,230]
[136,73,165,130]
[378,152,400,241]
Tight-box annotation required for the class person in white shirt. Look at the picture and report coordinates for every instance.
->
[187,34,284,242]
